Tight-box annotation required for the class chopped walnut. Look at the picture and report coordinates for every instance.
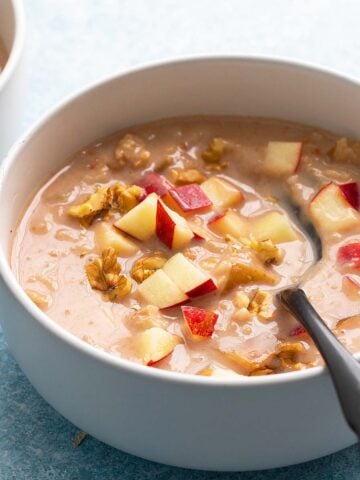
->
[248,290,274,320]
[202,137,226,163]
[109,183,144,213]
[331,137,360,164]
[242,237,284,264]
[226,253,279,289]
[233,291,250,309]
[115,133,150,168]
[131,252,167,283]
[26,289,51,311]
[85,247,132,300]
[274,342,306,371]
[169,168,206,185]
[68,186,111,226]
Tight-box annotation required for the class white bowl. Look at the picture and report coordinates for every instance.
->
[0,0,25,158]
[0,57,358,471]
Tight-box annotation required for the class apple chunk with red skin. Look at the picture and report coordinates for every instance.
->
[200,177,244,210]
[163,184,212,215]
[182,306,218,338]
[134,327,182,365]
[339,182,359,210]
[137,269,188,309]
[263,141,303,176]
[114,192,158,240]
[309,183,360,233]
[162,253,217,298]
[156,200,194,249]
[337,242,360,270]
[135,172,172,197]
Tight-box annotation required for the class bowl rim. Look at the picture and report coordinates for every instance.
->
[1,54,359,388]
[0,0,25,92]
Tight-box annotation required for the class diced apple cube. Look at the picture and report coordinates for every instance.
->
[342,275,360,300]
[251,211,298,243]
[95,222,139,257]
[163,184,212,215]
[182,306,218,338]
[187,221,215,241]
[200,177,244,209]
[337,242,360,270]
[156,200,194,249]
[137,269,188,309]
[309,183,360,233]
[163,253,217,298]
[135,172,172,197]
[263,141,303,176]
[114,192,158,240]
[134,327,182,365]
[208,210,249,239]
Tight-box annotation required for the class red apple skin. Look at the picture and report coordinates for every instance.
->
[289,325,307,337]
[181,306,218,337]
[147,353,171,367]
[135,172,172,197]
[167,184,212,213]
[339,182,359,210]
[156,200,175,248]
[337,242,360,270]
[187,278,217,298]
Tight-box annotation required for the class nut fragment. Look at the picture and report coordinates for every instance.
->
[85,247,132,300]
[241,237,284,264]
[274,342,306,371]
[68,186,111,226]
[331,137,360,164]
[248,290,274,320]
[115,133,150,168]
[109,183,144,213]
[202,137,226,163]
[169,168,206,185]
[131,252,167,283]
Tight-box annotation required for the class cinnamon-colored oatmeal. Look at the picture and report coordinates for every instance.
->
[12,116,360,377]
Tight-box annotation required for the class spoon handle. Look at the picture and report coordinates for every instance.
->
[279,287,360,439]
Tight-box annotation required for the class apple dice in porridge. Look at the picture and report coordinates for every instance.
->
[12,116,360,376]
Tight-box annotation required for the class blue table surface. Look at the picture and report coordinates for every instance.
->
[2,1,360,478]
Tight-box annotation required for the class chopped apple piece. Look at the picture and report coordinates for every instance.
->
[114,192,158,240]
[134,327,182,365]
[200,177,244,209]
[289,324,308,337]
[95,222,139,257]
[163,184,212,215]
[163,253,217,298]
[337,242,360,270]
[188,221,214,241]
[156,200,194,249]
[208,210,249,239]
[251,211,298,243]
[182,306,218,338]
[137,269,188,309]
[309,183,360,233]
[226,251,279,289]
[263,141,303,176]
[135,172,172,197]
[339,182,360,210]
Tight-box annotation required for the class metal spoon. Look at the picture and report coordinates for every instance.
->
[277,198,360,438]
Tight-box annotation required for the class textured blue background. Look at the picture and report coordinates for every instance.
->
[2,1,360,478]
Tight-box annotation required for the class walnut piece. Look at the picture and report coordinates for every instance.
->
[115,133,150,168]
[131,252,167,283]
[109,183,144,214]
[68,186,111,226]
[331,137,360,164]
[85,247,132,300]
[226,251,278,289]
[242,237,284,264]
[202,137,226,163]
[248,290,274,320]
[274,342,306,371]
[26,289,50,311]
[169,168,206,185]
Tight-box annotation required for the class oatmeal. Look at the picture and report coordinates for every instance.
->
[12,116,360,377]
